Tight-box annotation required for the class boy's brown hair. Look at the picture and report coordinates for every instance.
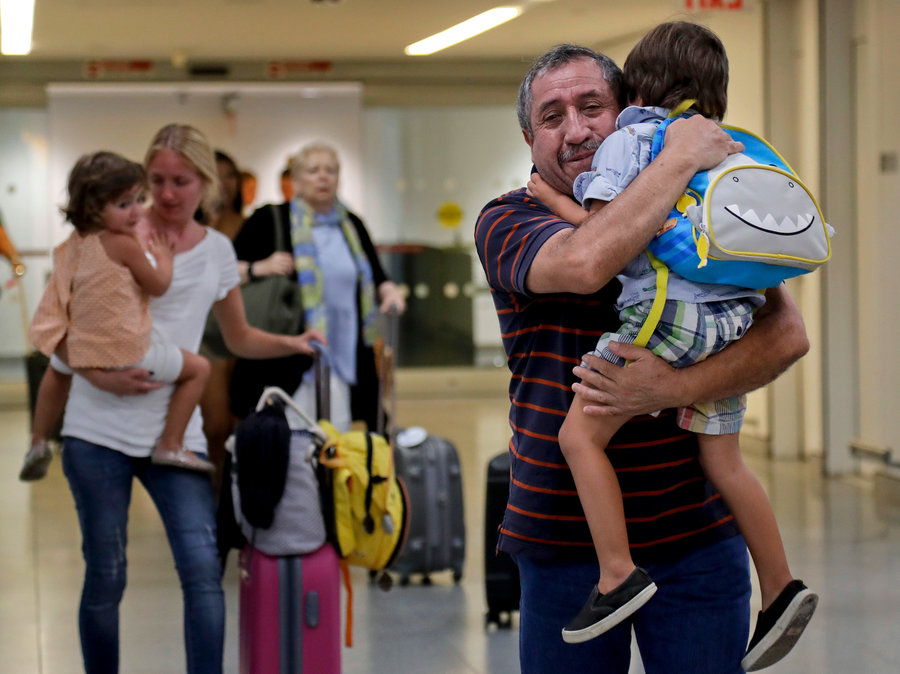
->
[62,151,145,233]
[624,21,729,120]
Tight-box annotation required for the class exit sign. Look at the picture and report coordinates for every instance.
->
[683,0,752,10]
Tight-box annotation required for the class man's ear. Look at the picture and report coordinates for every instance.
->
[522,128,534,148]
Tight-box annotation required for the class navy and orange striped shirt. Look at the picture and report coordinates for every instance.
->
[474,186,739,563]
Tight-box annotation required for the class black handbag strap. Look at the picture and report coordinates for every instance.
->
[271,203,288,253]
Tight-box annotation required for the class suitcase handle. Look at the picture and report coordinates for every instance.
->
[313,342,331,421]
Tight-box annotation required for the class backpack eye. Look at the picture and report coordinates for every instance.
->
[788,181,795,188]
[732,176,739,183]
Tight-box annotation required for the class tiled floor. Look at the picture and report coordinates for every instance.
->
[2,367,899,673]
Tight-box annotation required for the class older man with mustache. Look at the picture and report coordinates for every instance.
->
[475,44,808,673]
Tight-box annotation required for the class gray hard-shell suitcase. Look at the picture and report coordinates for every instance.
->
[390,428,465,585]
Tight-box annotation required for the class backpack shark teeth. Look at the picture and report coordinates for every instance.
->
[762,213,780,230]
[741,208,761,226]
[725,206,816,234]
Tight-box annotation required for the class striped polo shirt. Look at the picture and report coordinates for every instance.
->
[474,186,739,563]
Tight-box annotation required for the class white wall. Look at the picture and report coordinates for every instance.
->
[45,82,364,247]
[362,106,531,245]
[0,109,50,361]
[362,106,531,355]
[855,0,900,475]
[0,82,364,375]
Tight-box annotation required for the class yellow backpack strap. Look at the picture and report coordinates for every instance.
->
[633,251,668,349]
[340,559,354,647]
[669,99,696,118]
[631,100,692,352]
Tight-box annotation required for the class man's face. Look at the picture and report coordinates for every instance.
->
[524,58,621,195]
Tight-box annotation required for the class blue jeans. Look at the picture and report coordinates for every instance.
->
[62,437,225,674]
[515,535,751,673]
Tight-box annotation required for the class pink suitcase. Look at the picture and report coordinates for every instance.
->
[239,542,341,674]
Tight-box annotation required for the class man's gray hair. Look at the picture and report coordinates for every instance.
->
[516,44,624,136]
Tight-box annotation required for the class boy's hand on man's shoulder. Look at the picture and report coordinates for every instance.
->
[664,115,744,171]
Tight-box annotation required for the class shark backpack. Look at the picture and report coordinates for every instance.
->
[646,104,832,290]
[630,101,834,351]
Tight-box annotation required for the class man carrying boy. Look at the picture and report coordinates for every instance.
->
[474,44,809,672]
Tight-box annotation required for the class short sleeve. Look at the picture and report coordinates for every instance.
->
[574,127,644,207]
[209,229,240,300]
[475,188,572,297]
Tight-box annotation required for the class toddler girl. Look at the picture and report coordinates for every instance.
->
[20,151,213,479]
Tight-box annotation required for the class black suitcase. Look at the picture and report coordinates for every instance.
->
[391,428,466,585]
[484,451,520,628]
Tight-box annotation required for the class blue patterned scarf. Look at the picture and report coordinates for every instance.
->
[289,198,378,347]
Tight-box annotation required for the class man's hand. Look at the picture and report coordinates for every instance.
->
[664,115,744,171]
[79,367,163,396]
[572,344,686,417]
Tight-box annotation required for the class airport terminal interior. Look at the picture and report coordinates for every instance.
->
[1,0,899,672]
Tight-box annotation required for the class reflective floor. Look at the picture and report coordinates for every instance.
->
[2,367,899,673]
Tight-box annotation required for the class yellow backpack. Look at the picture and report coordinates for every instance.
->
[315,420,410,572]
[314,421,410,647]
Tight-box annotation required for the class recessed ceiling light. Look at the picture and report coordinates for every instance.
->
[1,0,36,55]
[405,7,523,56]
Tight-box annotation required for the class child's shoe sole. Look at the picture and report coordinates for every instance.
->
[742,587,819,671]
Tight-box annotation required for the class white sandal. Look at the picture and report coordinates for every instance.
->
[20,441,53,481]
[151,447,215,474]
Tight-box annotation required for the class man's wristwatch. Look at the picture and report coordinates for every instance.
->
[247,262,256,281]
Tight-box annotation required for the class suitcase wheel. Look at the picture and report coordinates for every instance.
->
[485,609,515,629]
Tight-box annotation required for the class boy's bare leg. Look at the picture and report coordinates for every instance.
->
[559,395,635,592]
[698,433,819,671]
[558,394,658,643]
[697,433,793,608]
[152,351,213,473]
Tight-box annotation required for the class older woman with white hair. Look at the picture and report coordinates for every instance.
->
[231,141,405,430]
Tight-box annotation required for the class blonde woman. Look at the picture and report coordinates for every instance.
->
[55,124,324,674]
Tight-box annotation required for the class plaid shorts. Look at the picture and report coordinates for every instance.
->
[587,298,756,435]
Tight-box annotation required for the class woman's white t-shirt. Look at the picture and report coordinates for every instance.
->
[58,228,239,457]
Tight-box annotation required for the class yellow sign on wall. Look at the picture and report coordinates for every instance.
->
[437,201,463,229]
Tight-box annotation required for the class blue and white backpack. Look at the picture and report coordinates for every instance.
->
[646,104,832,290]
[630,102,833,350]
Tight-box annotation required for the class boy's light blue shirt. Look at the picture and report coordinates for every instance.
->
[573,105,764,310]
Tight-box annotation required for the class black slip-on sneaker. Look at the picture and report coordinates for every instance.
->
[561,567,657,644]
[742,579,819,671]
